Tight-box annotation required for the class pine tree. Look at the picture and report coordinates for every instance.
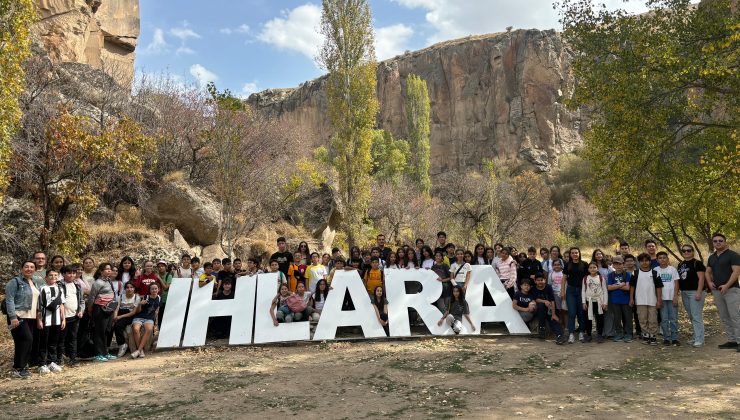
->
[405,74,431,195]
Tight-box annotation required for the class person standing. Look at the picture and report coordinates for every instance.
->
[5,261,39,378]
[677,245,706,347]
[270,237,294,277]
[705,233,740,351]
[563,247,589,343]
[377,234,393,264]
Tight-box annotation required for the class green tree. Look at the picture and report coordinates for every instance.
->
[560,0,739,257]
[370,129,409,184]
[405,74,431,195]
[0,0,35,200]
[318,0,379,246]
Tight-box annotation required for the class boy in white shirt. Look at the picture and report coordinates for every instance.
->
[655,251,681,345]
[629,253,663,346]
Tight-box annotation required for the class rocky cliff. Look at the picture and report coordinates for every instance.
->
[248,29,583,175]
[31,0,140,87]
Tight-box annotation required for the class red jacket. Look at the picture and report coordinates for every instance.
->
[134,272,164,297]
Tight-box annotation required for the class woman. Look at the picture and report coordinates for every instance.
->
[312,279,329,321]
[591,249,613,279]
[371,285,389,336]
[130,283,161,359]
[115,256,137,298]
[133,260,164,297]
[396,248,407,268]
[81,257,96,289]
[405,248,419,269]
[5,261,39,378]
[677,245,706,347]
[419,246,435,270]
[113,282,140,357]
[432,251,452,312]
[49,255,65,274]
[473,244,486,265]
[563,247,589,344]
[86,262,118,362]
[484,247,496,265]
[297,242,311,264]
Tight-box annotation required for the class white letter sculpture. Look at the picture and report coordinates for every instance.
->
[466,265,529,334]
[253,273,311,344]
[385,268,454,336]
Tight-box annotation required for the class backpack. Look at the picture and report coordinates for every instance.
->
[286,293,307,313]
[1,278,23,316]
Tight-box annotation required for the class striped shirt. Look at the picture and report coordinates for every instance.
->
[38,284,66,326]
[495,257,518,289]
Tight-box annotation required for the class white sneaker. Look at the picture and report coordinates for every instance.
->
[117,343,128,358]
[138,350,145,358]
[568,333,575,344]
[579,332,585,343]
[48,362,62,373]
[38,365,50,374]
[131,350,140,359]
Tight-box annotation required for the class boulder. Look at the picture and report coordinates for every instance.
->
[286,183,342,249]
[172,229,190,251]
[141,179,221,246]
[201,244,227,263]
[88,206,116,224]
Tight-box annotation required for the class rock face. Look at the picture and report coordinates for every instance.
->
[31,0,140,88]
[286,183,342,248]
[141,179,222,246]
[248,30,583,176]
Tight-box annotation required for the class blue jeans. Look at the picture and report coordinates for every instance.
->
[566,286,586,334]
[681,290,705,345]
[660,300,678,341]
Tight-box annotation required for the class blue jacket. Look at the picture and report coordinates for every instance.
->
[5,276,35,321]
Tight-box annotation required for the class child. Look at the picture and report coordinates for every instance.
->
[269,259,288,290]
[437,285,475,334]
[549,259,567,331]
[294,282,314,322]
[287,252,306,292]
[623,253,642,339]
[607,256,633,342]
[312,279,329,321]
[130,283,160,359]
[450,249,472,290]
[199,262,220,294]
[113,282,140,357]
[655,251,680,345]
[37,270,66,374]
[512,279,536,323]
[363,257,384,297]
[244,258,262,276]
[372,286,389,335]
[306,252,327,293]
[210,278,234,339]
[432,251,452,313]
[629,253,663,346]
[532,274,565,344]
[191,257,203,278]
[270,284,294,325]
[582,262,608,343]
[326,258,346,285]
[59,265,84,366]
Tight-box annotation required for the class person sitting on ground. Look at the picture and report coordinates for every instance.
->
[271,283,294,325]
[312,279,329,321]
[531,273,565,344]
[512,279,536,323]
[437,285,475,334]
[130,283,161,359]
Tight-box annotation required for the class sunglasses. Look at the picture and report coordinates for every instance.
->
[681,249,693,253]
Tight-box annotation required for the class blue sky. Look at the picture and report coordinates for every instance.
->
[136,0,650,96]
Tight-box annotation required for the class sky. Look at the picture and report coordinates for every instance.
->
[136,0,651,96]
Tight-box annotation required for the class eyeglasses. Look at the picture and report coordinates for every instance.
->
[681,249,693,253]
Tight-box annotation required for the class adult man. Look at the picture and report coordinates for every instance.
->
[706,233,740,351]
[376,234,392,263]
[434,232,448,256]
[619,241,630,256]
[270,237,294,276]
[32,251,47,289]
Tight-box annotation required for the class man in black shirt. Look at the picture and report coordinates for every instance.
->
[706,233,740,350]
[434,231,448,256]
[376,234,392,264]
[270,237,293,276]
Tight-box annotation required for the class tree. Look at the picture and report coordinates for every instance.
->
[559,0,739,257]
[370,129,409,184]
[318,0,379,246]
[405,74,431,195]
[0,0,34,200]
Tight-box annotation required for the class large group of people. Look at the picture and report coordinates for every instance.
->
[4,231,739,379]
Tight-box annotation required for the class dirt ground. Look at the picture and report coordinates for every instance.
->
[1,305,738,419]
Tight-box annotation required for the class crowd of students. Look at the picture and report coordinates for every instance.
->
[4,231,739,379]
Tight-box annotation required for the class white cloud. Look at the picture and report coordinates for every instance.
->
[257,3,324,61]
[190,64,218,87]
[170,21,202,41]
[375,24,414,60]
[143,28,168,54]
[393,0,650,44]
[176,46,195,55]
[220,28,233,35]
[221,23,251,35]
[241,82,259,97]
